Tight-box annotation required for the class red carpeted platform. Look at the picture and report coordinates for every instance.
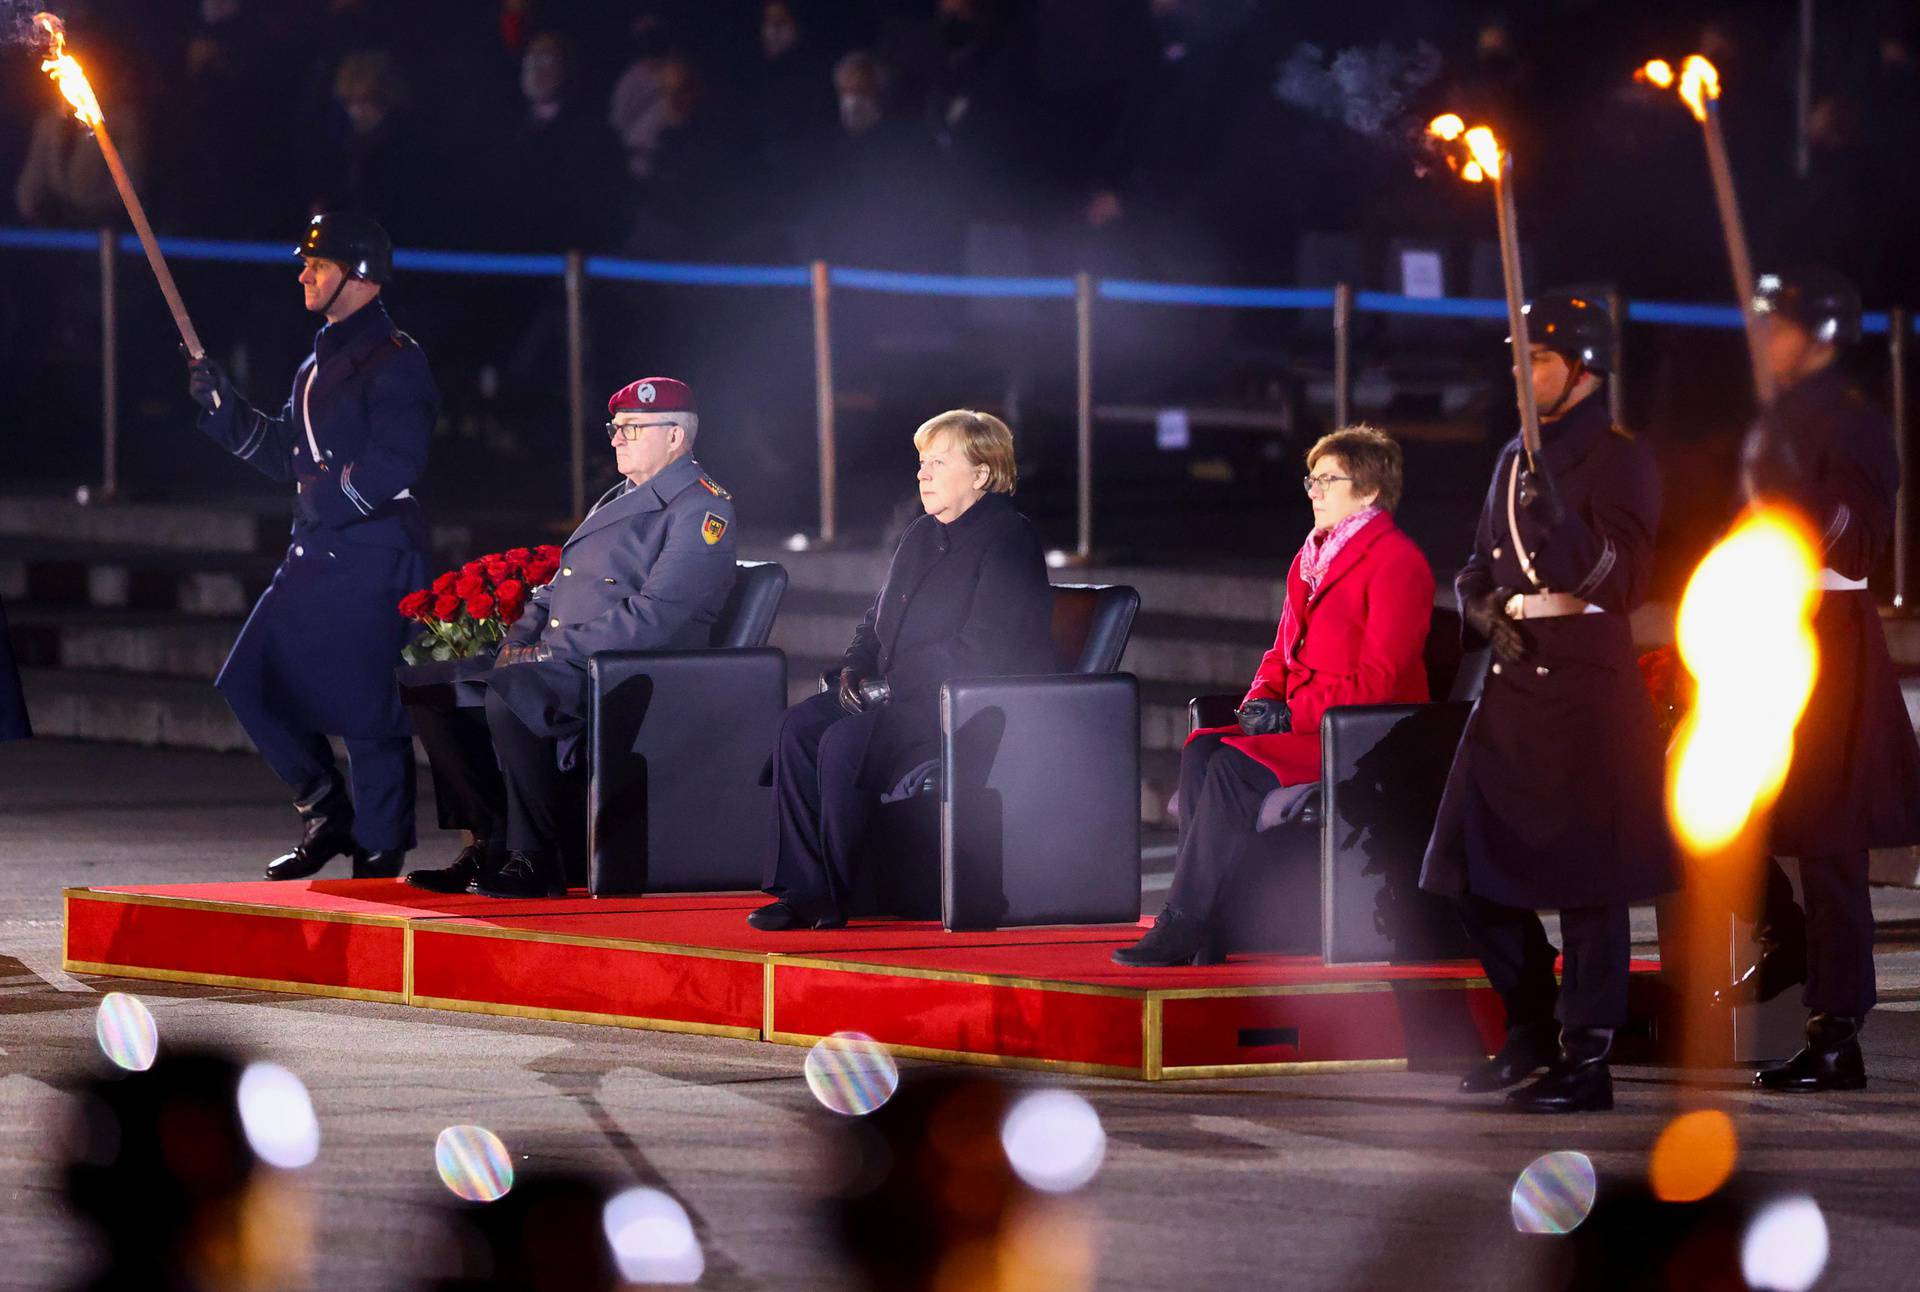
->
[62,880,1639,1080]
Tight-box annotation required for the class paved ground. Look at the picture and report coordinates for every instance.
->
[5,740,1920,1290]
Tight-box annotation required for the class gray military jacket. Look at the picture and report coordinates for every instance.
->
[485,453,738,767]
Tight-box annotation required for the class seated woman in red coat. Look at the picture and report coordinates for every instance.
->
[1114,425,1434,966]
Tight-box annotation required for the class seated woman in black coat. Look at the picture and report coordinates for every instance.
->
[750,410,1055,930]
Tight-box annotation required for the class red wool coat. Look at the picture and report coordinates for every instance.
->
[1191,514,1435,785]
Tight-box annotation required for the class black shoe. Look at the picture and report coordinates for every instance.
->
[1111,908,1212,967]
[406,844,489,894]
[1714,936,1808,1008]
[1755,1013,1867,1092]
[1458,1021,1559,1094]
[1506,1027,1615,1113]
[746,898,846,931]
[264,780,357,881]
[473,850,567,899]
[352,849,405,879]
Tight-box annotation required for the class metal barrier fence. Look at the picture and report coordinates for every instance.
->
[2,225,1912,604]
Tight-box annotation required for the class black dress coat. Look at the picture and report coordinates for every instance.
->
[0,593,29,741]
[1743,366,1920,856]
[1420,393,1677,909]
[197,298,437,739]
[839,492,1054,784]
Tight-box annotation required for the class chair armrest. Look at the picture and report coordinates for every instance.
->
[1188,693,1239,734]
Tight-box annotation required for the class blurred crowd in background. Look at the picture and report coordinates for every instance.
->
[1,0,1915,558]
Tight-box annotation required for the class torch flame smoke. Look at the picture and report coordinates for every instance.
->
[1427,114,1503,184]
[33,12,103,129]
[1667,508,1820,853]
[1636,53,1720,124]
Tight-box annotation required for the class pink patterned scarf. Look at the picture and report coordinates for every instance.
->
[1299,506,1382,593]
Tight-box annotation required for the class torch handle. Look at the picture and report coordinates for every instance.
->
[1701,104,1774,406]
[1493,160,1542,464]
[91,122,205,360]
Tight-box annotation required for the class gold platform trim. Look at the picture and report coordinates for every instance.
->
[768,951,1152,999]
[64,886,412,929]
[766,1028,1146,1081]
[409,993,760,1040]
[65,960,406,1005]
[1157,1058,1411,1081]
[413,920,768,964]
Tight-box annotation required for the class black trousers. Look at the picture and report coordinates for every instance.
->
[762,690,883,909]
[1457,895,1630,1030]
[224,685,415,852]
[1752,853,1876,1015]
[406,691,584,859]
[1163,733,1282,923]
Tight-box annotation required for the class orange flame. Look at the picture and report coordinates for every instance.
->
[32,12,104,130]
[1428,114,1504,185]
[1427,113,1465,142]
[1636,53,1720,124]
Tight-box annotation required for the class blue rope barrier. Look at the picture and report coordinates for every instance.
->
[1625,301,1745,329]
[393,249,567,277]
[1354,292,1507,319]
[830,266,1076,299]
[1099,280,1333,309]
[587,257,810,288]
[0,227,98,251]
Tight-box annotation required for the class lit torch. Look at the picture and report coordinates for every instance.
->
[31,12,217,406]
[1665,506,1821,1073]
[1428,114,1539,466]
[1636,55,1771,406]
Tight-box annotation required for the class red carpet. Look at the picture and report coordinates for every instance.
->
[62,880,1646,1080]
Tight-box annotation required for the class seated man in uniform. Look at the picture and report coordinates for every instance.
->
[403,377,737,898]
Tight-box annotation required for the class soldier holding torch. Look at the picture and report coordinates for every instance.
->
[186,213,439,881]
[1420,292,1675,1114]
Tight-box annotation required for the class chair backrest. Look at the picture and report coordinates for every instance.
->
[1423,605,1464,702]
[711,561,788,649]
[1048,584,1140,674]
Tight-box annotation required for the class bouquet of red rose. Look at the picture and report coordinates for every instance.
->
[397,544,562,664]
[1637,644,1693,742]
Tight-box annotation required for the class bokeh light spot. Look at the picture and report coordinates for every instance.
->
[93,992,158,1072]
[1510,1151,1597,1234]
[1742,1195,1828,1291]
[435,1125,514,1202]
[603,1186,704,1285]
[1000,1090,1106,1194]
[238,1062,321,1168]
[1649,1109,1738,1202]
[804,1032,900,1116]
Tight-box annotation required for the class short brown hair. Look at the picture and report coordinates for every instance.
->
[1307,424,1404,512]
[912,410,1017,493]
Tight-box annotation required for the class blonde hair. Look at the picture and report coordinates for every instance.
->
[1307,424,1404,512]
[912,410,1017,493]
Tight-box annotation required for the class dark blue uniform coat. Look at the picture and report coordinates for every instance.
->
[198,298,437,738]
[1744,366,1920,855]
[489,453,738,769]
[1420,394,1677,909]
[0,593,29,741]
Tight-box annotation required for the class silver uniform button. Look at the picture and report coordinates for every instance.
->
[293,545,304,557]
[1492,545,1503,559]
[562,567,573,576]
[1536,665,1550,676]
[1491,662,1502,675]
[550,619,562,628]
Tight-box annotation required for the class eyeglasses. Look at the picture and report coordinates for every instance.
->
[606,420,676,442]
[1302,473,1354,495]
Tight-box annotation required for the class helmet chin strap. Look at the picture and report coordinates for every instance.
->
[1541,358,1587,421]
[316,271,355,320]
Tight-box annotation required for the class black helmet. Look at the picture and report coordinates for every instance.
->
[294,212,392,284]
[1753,266,1861,345]
[1513,290,1614,373]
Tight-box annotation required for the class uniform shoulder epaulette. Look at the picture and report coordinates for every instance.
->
[1608,423,1636,441]
[697,475,732,501]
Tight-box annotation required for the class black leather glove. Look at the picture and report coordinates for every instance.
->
[1463,586,1532,666]
[1514,460,1565,529]
[187,355,229,412]
[836,667,867,715]
[1235,697,1290,736]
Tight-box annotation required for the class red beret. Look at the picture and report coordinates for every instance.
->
[608,377,696,415]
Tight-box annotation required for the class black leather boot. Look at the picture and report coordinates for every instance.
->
[1506,1027,1614,1113]
[264,779,357,881]
[352,849,406,880]
[473,849,568,899]
[1458,1020,1559,1094]
[1755,1013,1867,1092]
[405,843,490,894]
[1111,908,1212,967]
[1714,929,1808,1007]
[746,897,846,931]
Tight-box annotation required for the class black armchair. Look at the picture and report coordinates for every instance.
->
[865,583,1143,931]
[586,561,789,895]
[1185,607,1481,964]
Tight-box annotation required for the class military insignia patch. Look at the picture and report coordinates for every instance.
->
[698,475,732,500]
[702,511,728,545]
